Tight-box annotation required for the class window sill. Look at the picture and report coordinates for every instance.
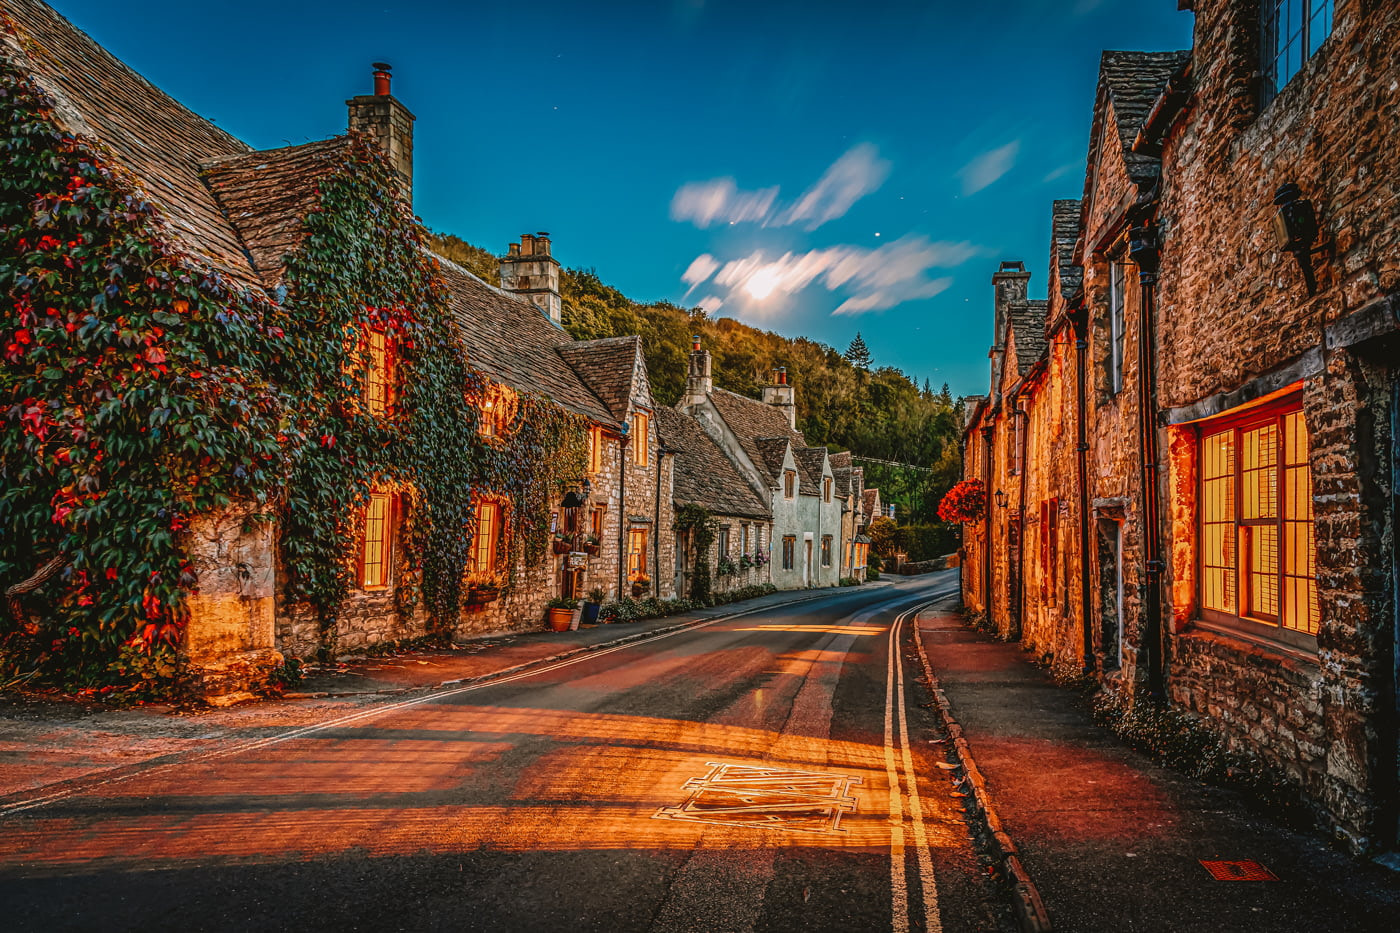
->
[1186,615,1318,666]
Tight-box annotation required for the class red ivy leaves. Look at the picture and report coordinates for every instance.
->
[938,479,987,524]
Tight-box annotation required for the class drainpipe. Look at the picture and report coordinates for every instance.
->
[1014,393,1029,640]
[654,446,665,596]
[1072,298,1096,675]
[980,422,996,618]
[1129,219,1166,698]
[617,423,630,599]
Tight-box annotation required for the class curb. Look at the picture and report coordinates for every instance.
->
[289,586,865,701]
[909,606,1053,933]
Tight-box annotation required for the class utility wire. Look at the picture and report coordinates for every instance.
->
[850,455,936,473]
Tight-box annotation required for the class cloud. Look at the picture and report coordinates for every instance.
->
[670,143,889,231]
[695,234,977,317]
[777,143,891,231]
[696,295,724,316]
[958,140,1020,195]
[681,253,719,296]
[670,178,778,229]
[1042,161,1079,184]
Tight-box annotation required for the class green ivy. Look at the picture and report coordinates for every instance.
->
[0,63,294,691]
[675,503,716,603]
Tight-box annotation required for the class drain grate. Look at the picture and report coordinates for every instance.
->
[1199,859,1279,881]
[654,762,861,833]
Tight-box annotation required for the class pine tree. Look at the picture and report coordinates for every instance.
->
[845,332,872,370]
[922,377,932,398]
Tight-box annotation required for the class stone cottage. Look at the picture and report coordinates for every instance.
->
[0,0,671,694]
[677,345,844,589]
[960,1,1400,852]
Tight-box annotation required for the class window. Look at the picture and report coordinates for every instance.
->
[821,535,833,567]
[591,506,606,538]
[1107,261,1127,394]
[1199,399,1318,639]
[628,527,648,580]
[740,523,749,554]
[823,477,832,502]
[784,470,796,498]
[1262,0,1333,103]
[470,500,501,575]
[717,526,730,557]
[360,489,393,589]
[782,535,796,571]
[1097,519,1123,670]
[365,328,394,416]
[588,426,604,474]
[630,411,649,466]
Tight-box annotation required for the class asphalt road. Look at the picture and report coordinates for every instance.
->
[0,572,1011,932]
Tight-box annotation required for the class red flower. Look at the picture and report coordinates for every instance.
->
[938,479,987,524]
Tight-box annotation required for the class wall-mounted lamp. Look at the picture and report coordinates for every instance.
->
[994,489,1009,509]
[1128,221,1161,280]
[1272,182,1322,296]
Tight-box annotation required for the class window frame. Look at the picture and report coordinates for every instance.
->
[1194,392,1319,650]
[630,411,650,466]
[469,499,502,576]
[1260,0,1334,106]
[588,425,604,474]
[364,326,395,417]
[782,535,796,571]
[784,470,796,499]
[628,527,649,580]
[821,535,833,568]
[717,525,730,558]
[359,488,394,590]
[823,476,832,502]
[1107,260,1127,395]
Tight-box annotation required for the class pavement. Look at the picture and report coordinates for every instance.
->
[0,581,889,803]
[913,601,1400,933]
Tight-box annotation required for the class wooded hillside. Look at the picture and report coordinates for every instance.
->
[429,232,963,526]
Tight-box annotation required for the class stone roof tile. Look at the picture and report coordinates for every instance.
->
[557,336,651,422]
[2,0,262,289]
[709,388,805,486]
[1096,49,1191,185]
[655,408,770,521]
[1010,299,1049,375]
[1051,199,1084,301]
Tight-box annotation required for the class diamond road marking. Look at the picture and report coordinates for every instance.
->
[653,762,861,834]
[1199,859,1279,881]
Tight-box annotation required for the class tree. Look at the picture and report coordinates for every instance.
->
[844,332,872,370]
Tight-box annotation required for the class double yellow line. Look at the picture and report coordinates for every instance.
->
[883,601,942,933]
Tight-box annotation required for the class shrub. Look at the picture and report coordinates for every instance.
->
[839,576,861,587]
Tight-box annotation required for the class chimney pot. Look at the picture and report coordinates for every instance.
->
[372,62,392,96]
[692,335,702,351]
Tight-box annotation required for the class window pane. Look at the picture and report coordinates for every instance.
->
[1281,410,1318,633]
[1241,423,1278,519]
[1245,524,1279,619]
[1201,429,1235,613]
[1308,1,1332,57]
[363,491,390,588]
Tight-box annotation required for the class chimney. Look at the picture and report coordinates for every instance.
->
[500,232,562,324]
[990,260,1029,396]
[760,367,797,430]
[347,63,416,204]
[682,335,713,406]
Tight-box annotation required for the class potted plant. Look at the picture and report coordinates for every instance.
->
[545,596,579,631]
[552,533,572,555]
[582,534,601,556]
[630,574,651,597]
[581,586,606,625]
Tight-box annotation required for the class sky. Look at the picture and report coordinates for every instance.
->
[48,0,1194,398]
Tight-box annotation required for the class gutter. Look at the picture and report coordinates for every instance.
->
[1132,59,1193,159]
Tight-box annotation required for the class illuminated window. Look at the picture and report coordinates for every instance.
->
[1039,498,1059,602]
[470,500,501,575]
[821,535,832,567]
[630,411,649,466]
[628,527,648,580]
[588,426,604,474]
[477,383,517,439]
[784,470,796,498]
[365,328,393,416]
[1262,0,1333,103]
[591,506,606,538]
[360,489,393,589]
[1199,398,1318,637]
[1107,261,1127,395]
[823,476,832,502]
[782,535,796,570]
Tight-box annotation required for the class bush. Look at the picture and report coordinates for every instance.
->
[839,576,861,587]
[597,584,776,624]
[865,567,881,581]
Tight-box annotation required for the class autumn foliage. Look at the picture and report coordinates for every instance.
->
[937,479,986,524]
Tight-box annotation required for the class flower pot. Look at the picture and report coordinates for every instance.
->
[581,601,601,625]
[466,586,500,605]
[552,539,571,555]
[546,607,574,631]
[583,543,599,556]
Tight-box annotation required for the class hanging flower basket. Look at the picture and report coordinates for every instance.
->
[552,538,571,555]
[938,479,987,524]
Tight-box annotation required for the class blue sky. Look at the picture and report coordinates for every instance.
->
[51,0,1194,397]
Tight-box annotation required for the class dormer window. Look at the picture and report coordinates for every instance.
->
[823,476,832,503]
[364,327,394,416]
[1262,0,1333,105]
[784,470,796,499]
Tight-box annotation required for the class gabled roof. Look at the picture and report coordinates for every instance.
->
[203,138,351,288]
[829,450,855,499]
[557,336,653,421]
[1088,50,1191,189]
[1009,299,1049,376]
[709,387,805,486]
[655,408,770,521]
[2,0,262,289]
[863,488,882,520]
[755,437,792,485]
[436,257,615,424]
[1051,199,1084,301]
[794,447,827,497]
